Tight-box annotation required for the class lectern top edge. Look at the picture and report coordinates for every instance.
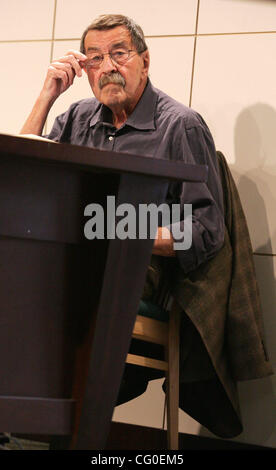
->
[0,133,208,184]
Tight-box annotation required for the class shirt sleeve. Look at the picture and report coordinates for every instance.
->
[168,115,225,273]
[43,109,70,142]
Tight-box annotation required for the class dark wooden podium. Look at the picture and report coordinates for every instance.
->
[0,133,207,449]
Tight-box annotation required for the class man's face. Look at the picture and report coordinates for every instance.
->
[83,26,149,112]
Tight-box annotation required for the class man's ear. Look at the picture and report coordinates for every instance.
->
[142,50,150,72]
[140,50,150,80]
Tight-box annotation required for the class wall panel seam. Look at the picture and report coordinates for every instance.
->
[50,0,58,62]
[1,31,276,45]
[0,39,53,44]
[45,0,57,136]
[254,253,276,257]
[197,31,276,37]
[189,0,200,108]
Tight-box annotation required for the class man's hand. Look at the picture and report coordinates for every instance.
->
[20,50,87,136]
[152,227,176,257]
[41,50,88,102]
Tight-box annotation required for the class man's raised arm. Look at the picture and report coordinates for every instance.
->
[20,50,87,135]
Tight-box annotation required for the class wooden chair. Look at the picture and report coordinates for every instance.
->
[126,299,181,450]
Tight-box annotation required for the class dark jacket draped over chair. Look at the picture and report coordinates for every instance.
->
[151,151,273,438]
[140,152,273,438]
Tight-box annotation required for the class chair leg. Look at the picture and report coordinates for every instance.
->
[166,300,180,450]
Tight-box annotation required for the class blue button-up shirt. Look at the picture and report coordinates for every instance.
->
[46,79,224,273]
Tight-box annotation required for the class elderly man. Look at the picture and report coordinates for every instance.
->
[21,14,224,267]
[22,15,254,437]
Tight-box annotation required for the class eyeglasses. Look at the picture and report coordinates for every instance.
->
[85,49,137,68]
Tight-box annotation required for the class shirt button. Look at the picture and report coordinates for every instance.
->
[108,136,114,141]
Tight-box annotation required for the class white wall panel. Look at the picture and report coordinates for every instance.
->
[198,0,276,33]
[191,33,276,254]
[55,0,198,38]
[0,42,52,135]
[0,0,55,40]
[113,379,166,430]
[113,377,202,435]
[147,36,194,106]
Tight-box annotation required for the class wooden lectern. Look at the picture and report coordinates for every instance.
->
[0,134,207,449]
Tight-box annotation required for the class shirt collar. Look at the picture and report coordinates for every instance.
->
[89,79,157,131]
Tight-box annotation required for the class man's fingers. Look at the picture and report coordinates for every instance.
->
[48,65,70,90]
[43,50,88,99]
[50,61,75,84]
[65,50,87,61]
[55,51,88,77]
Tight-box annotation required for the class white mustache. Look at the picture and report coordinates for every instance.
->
[99,72,126,89]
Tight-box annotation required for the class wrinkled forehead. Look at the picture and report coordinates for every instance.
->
[84,26,133,53]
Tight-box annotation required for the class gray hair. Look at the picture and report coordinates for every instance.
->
[80,14,148,55]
